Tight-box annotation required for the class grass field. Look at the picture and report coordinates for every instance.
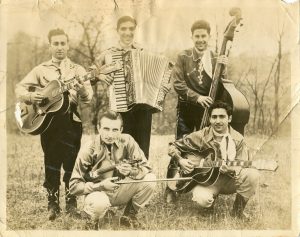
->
[6,119,291,230]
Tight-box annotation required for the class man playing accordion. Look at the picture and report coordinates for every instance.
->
[91,15,170,225]
[92,15,171,160]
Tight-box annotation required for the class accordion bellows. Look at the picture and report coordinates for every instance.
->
[109,49,172,113]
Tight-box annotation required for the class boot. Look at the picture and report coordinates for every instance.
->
[65,185,81,218]
[120,200,142,228]
[165,186,177,203]
[230,193,248,219]
[47,188,60,221]
[165,157,179,203]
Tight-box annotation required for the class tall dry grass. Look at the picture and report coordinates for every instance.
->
[7,122,291,230]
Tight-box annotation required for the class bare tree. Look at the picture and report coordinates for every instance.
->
[257,57,277,131]
[69,16,109,133]
[274,23,284,129]
[243,56,277,134]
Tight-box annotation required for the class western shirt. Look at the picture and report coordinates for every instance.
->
[168,126,248,162]
[15,58,93,106]
[69,133,152,195]
[173,48,226,104]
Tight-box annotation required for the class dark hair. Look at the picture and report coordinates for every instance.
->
[117,16,137,30]
[209,101,233,116]
[191,20,211,34]
[97,111,123,127]
[47,28,69,43]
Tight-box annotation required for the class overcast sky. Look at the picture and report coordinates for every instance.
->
[3,0,299,56]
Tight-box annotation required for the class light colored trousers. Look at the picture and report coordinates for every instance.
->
[84,173,156,220]
[192,168,259,208]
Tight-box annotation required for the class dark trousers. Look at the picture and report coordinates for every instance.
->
[41,111,82,190]
[167,101,205,179]
[121,109,152,159]
[176,101,205,140]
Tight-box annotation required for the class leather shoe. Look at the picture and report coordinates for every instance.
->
[165,188,177,203]
[119,215,143,229]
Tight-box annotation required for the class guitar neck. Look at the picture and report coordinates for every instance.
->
[210,160,252,168]
[59,61,122,95]
[59,72,94,94]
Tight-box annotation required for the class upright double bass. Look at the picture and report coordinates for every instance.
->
[200,8,250,135]
[167,8,251,193]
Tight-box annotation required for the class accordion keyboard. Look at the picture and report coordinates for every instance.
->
[111,53,128,111]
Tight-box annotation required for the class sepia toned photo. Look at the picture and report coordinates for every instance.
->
[0,0,299,236]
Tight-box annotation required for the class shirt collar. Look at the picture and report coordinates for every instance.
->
[205,126,231,141]
[96,134,121,150]
[41,59,55,66]
[192,49,213,78]
[42,57,70,67]
[115,41,141,51]
[192,47,205,61]
[212,128,229,138]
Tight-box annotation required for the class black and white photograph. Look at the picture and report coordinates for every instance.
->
[0,0,299,236]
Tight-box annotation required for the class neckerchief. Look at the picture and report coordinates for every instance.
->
[212,128,236,161]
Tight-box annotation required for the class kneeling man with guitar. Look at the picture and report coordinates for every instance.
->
[168,101,262,219]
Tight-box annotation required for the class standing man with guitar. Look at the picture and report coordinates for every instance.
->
[15,29,93,220]
[69,111,156,229]
[168,101,259,219]
[165,20,228,202]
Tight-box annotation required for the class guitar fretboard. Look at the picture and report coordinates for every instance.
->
[201,160,252,168]
[52,72,94,97]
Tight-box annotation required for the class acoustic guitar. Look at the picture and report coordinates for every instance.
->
[167,148,278,194]
[14,62,121,135]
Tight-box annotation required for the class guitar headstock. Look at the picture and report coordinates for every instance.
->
[224,7,243,42]
[252,159,278,171]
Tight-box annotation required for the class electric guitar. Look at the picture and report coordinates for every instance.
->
[167,148,278,194]
[14,62,122,135]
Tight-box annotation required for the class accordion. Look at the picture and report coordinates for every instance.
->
[108,49,173,113]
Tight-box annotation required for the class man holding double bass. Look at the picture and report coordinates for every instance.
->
[165,19,229,202]
[15,29,93,220]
